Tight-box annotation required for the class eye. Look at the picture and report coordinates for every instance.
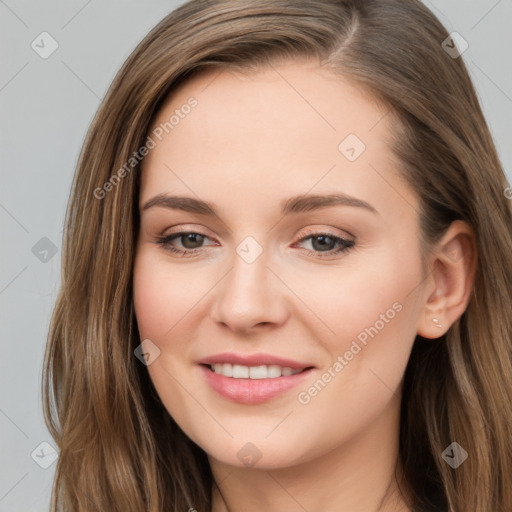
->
[153,230,355,259]
[154,231,216,256]
[293,232,355,259]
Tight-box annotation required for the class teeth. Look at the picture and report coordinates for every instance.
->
[232,364,249,378]
[222,363,233,377]
[210,363,303,379]
[249,365,269,379]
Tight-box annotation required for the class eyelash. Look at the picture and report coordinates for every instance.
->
[154,230,355,259]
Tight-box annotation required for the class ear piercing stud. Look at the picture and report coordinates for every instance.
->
[432,317,443,328]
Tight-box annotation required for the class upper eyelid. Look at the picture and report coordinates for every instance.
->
[296,226,354,241]
[161,224,354,241]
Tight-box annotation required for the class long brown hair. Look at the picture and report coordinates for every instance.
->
[42,1,512,510]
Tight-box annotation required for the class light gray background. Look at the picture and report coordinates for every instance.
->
[1,1,511,510]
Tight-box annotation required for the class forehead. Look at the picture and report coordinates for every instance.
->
[139,59,412,223]
[151,58,389,140]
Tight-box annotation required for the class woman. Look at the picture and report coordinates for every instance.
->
[42,0,512,511]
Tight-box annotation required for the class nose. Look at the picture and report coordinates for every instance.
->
[209,243,289,334]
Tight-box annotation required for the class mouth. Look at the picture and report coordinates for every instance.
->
[198,361,315,404]
[202,363,314,379]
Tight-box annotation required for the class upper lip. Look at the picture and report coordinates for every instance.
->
[198,352,315,370]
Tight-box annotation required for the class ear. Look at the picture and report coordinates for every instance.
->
[416,220,478,339]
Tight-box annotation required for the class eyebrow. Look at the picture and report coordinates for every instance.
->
[141,192,379,216]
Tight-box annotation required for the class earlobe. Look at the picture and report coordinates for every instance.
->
[416,220,477,340]
[432,317,443,329]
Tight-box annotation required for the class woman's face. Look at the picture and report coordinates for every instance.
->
[133,59,430,470]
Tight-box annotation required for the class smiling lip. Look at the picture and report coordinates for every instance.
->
[197,352,313,370]
[197,352,315,404]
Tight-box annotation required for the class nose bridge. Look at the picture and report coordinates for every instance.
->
[212,235,286,330]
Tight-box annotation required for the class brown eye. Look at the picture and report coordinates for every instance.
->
[295,232,355,259]
[179,233,206,249]
[310,235,337,252]
[155,231,214,256]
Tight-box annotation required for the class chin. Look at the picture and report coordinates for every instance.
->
[201,435,316,471]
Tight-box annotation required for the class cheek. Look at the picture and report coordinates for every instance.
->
[133,250,205,340]
[132,260,169,338]
[291,266,419,446]
[132,250,217,390]
[132,252,197,416]
[310,248,421,382]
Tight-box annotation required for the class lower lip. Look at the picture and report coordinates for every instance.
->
[199,365,314,405]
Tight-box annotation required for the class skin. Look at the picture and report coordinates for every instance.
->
[133,58,476,512]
